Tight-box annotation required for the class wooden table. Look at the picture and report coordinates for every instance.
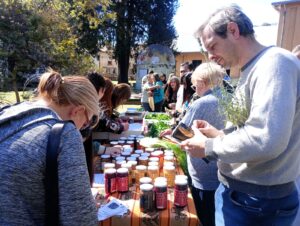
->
[97,167,199,226]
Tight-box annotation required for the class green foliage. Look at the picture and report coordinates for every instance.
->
[145,113,171,120]
[218,89,249,127]
[0,0,109,93]
[147,121,169,138]
[153,140,189,176]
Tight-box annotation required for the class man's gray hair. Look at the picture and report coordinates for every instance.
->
[194,5,255,40]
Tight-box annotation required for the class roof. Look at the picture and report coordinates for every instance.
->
[272,0,300,6]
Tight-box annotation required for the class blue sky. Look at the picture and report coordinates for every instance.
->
[174,0,280,51]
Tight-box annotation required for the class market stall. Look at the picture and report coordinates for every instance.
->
[92,112,199,226]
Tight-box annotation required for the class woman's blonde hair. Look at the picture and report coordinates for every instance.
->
[192,62,226,87]
[37,69,100,119]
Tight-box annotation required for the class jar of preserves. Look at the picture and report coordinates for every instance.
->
[140,184,154,213]
[116,160,126,169]
[127,160,138,183]
[164,155,174,164]
[148,161,159,167]
[121,163,133,187]
[174,179,188,208]
[151,151,164,168]
[116,168,129,193]
[147,165,159,181]
[163,165,176,187]
[100,154,111,172]
[135,165,147,185]
[154,180,168,210]
[138,156,149,166]
[104,168,117,194]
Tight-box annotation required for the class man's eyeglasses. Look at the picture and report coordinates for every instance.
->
[191,85,196,91]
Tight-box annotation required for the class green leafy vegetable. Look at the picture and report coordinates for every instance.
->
[147,121,169,137]
[153,140,189,176]
[145,113,171,120]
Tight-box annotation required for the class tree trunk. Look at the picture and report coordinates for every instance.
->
[12,70,20,103]
[117,48,130,84]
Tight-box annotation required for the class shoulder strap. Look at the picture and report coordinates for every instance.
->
[45,122,67,226]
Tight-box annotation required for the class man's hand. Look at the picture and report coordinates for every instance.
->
[122,122,129,131]
[159,128,172,138]
[193,120,223,138]
[180,125,207,158]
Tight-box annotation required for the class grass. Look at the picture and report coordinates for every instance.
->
[0,91,34,105]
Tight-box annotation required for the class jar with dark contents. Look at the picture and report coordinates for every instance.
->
[140,184,154,213]
[174,179,188,208]
[100,154,111,173]
[154,180,168,210]
[116,168,129,193]
[104,168,117,194]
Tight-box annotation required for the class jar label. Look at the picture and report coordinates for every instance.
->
[174,189,187,207]
[155,191,167,209]
[105,177,116,194]
[117,177,129,192]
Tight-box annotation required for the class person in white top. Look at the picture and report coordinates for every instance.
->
[175,62,189,112]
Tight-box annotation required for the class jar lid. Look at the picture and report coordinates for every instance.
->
[127,137,135,141]
[136,165,147,170]
[154,180,167,187]
[121,163,132,169]
[149,157,159,162]
[131,154,140,158]
[118,140,125,144]
[145,147,155,152]
[120,137,127,140]
[148,165,159,170]
[152,150,163,156]
[129,134,136,138]
[115,156,125,161]
[116,160,126,165]
[135,150,143,154]
[139,156,149,161]
[140,183,153,191]
[148,161,159,166]
[163,165,175,171]
[126,141,134,144]
[121,151,131,156]
[110,141,118,145]
[101,154,111,158]
[123,145,132,149]
[175,175,188,181]
[104,168,116,174]
[164,149,173,152]
[127,160,138,166]
[163,162,174,167]
[175,179,188,185]
[126,157,136,161]
[104,163,115,169]
[140,152,150,157]
[164,152,174,157]
[164,156,173,160]
[139,177,152,184]
[155,177,167,182]
[117,168,129,173]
